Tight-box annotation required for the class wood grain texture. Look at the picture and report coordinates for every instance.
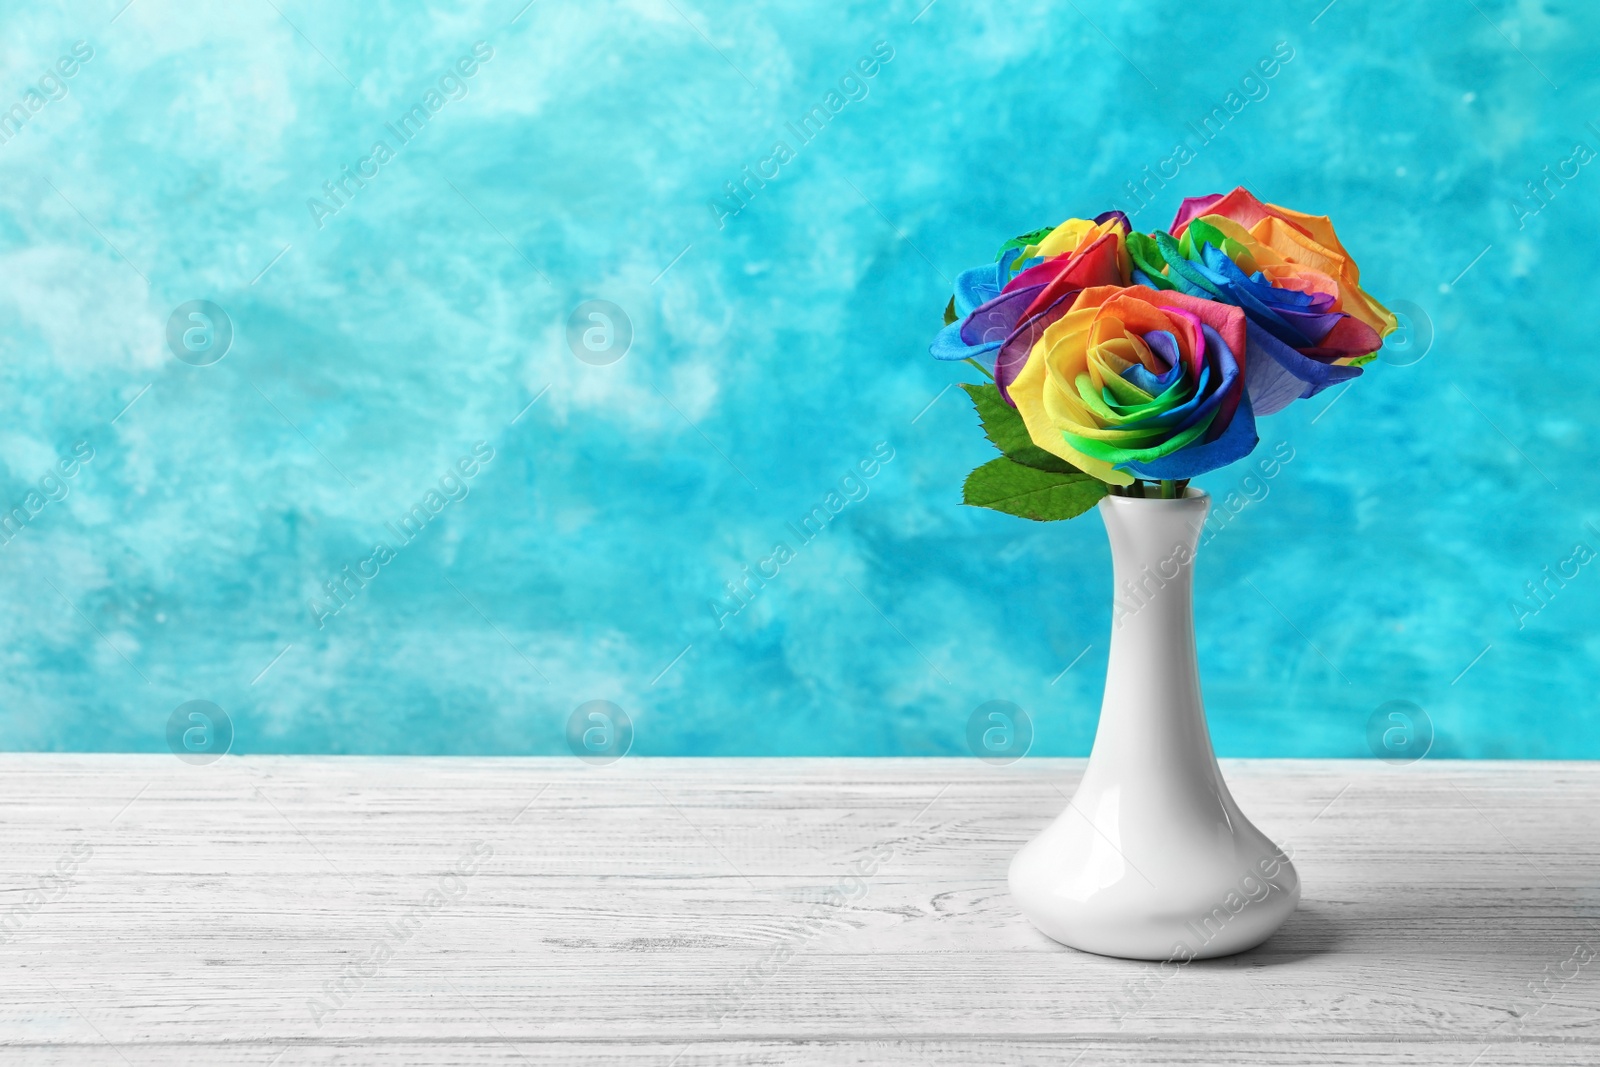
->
[0,757,1596,1065]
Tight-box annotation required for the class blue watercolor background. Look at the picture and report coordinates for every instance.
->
[1,0,1595,757]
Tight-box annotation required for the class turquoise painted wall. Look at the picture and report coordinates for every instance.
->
[1,0,1593,757]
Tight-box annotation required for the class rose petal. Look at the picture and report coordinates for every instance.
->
[1302,313,1383,362]
[1122,389,1259,480]
[1244,329,1362,414]
[931,319,1001,363]
[1142,288,1249,372]
[995,290,1075,403]
[962,284,1044,348]
[1021,232,1128,319]
[1168,192,1229,237]
[952,258,1007,318]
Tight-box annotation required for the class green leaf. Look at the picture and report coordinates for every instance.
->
[943,295,958,326]
[960,382,1079,473]
[962,457,1108,522]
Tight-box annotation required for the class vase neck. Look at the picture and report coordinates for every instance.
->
[1092,492,1216,762]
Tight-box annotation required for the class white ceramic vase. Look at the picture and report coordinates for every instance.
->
[1008,489,1299,960]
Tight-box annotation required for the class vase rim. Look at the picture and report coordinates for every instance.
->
[1101,487,1210,503]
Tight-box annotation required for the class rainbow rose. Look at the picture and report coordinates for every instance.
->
[931,212,1131,380]
[1008,286,1255,486]
[930,190,1393,520]
[1134,188,1398,414]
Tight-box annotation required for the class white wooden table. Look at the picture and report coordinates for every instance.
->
[0,757,1595,1065]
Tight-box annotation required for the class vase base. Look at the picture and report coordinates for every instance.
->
[1008,803,1301,962]
[1010,873,1300,961]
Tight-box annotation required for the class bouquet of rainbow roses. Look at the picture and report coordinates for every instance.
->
[930,187,1397,518]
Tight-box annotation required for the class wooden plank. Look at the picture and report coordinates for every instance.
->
[0,757,1595,1065]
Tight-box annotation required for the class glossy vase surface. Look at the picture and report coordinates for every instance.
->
[1009,490,1299,960]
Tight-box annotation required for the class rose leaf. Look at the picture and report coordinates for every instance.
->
[960,383,1080,473]
[962,457,1108,522]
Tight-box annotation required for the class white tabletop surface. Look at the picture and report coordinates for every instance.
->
[0,756,1594,1065]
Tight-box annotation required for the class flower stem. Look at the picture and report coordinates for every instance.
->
[965,358,995,381]
[1160,479,1177,499]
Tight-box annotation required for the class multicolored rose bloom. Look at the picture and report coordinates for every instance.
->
[931,212,1132,380]
[1132,187,1398,415]
[1008,286,1255,486]
[931,191,1394,520]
